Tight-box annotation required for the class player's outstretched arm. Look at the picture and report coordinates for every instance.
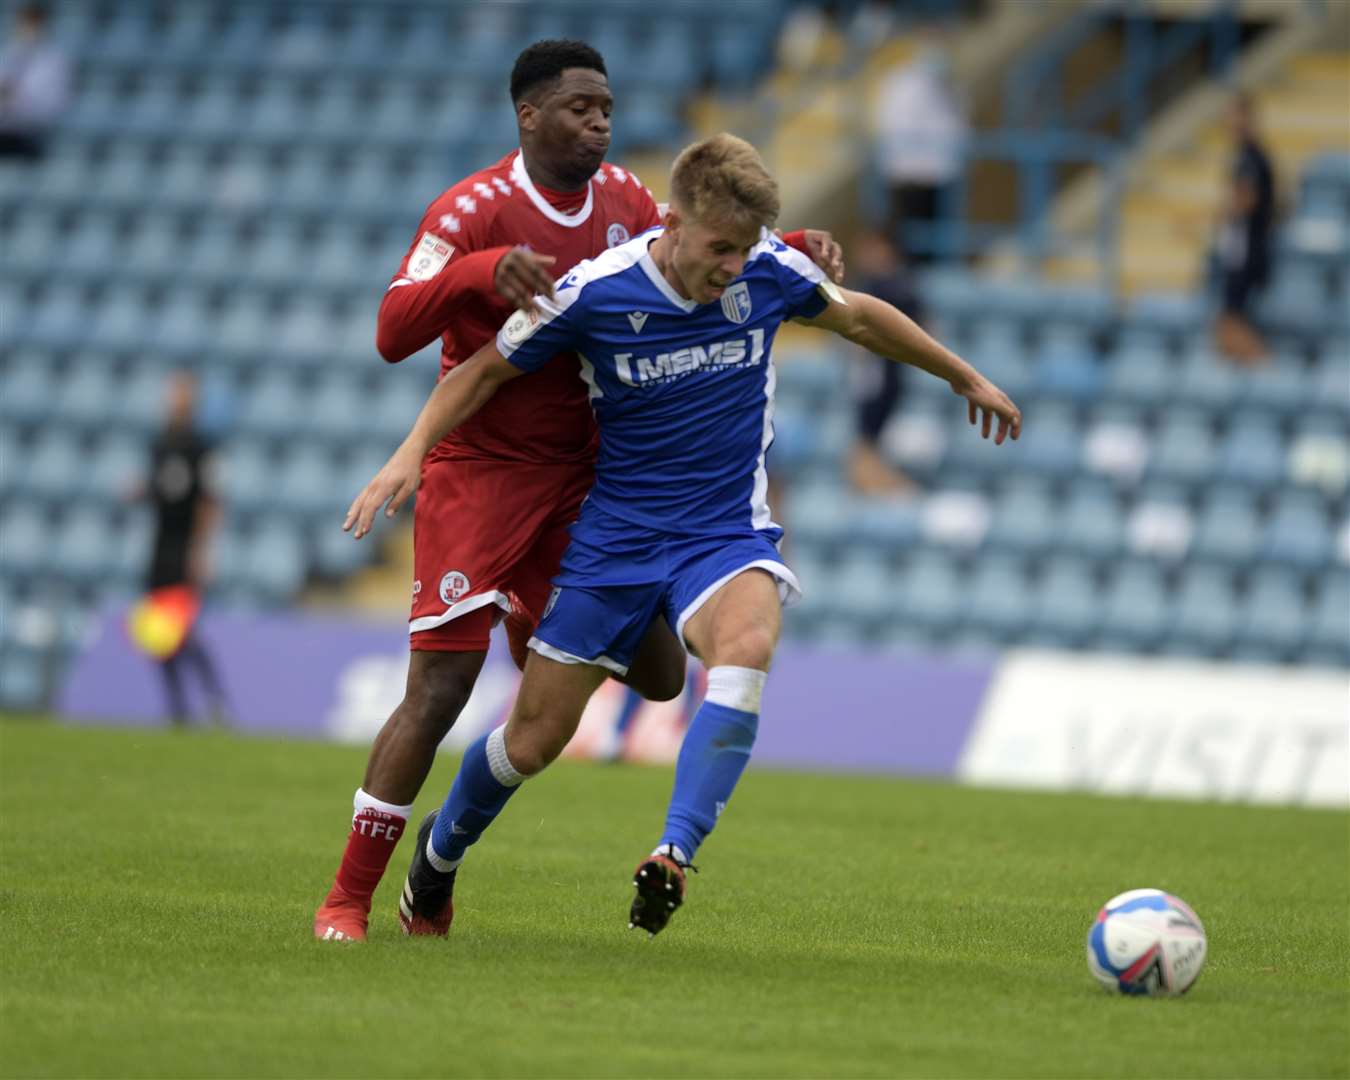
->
[801,288,1022,445]
[344,346,523,538]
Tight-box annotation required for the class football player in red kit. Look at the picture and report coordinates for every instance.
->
[314,39,844,942]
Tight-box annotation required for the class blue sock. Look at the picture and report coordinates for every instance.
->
[659,666,765,863]
[428,725,525,870]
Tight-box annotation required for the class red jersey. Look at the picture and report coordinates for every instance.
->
[377,151,661,466]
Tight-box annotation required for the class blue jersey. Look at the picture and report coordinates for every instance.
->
[496,227,831,536]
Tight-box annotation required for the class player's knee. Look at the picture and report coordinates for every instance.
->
[402,665,476,741]
[715,625,777,672]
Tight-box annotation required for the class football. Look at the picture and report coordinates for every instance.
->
[1086,889,1208,996]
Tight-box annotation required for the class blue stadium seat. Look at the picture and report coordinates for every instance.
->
[276,446,346,520]
[1234,569,1307,661]
[1030,559,1100,647]
[218,441,274,516]
[312,518,375,579]
[1127,292,1210,333]
[52,360,120,431]
[984,479,1057,554]
[152,288,216,353]
[1057,485,1124,559]
[0,507,55,577]
[120,364,175,434]
[1148,415,1217,485]
[849,496,923,553]
[1031,343,1103,405]
[830,553,903,632]
[1215,418,1285,488]
[1098,562,1169,652]
[84,434,148,506]
[897,550,963,635]
[24,433,85,502]
[1007,410,1080,478]
[1190,488,1260,566]
[1238,357,1311,417]
[89,285,154,353]
[242,522,308,603]
[1167,566,1237,656]
[1175,347,1243,412]
[963,555,1034,640]
[786,484,854,552]
[0,359,57,425]
[24,286,89,351]
[4,208,59,275]
[53,507,118,586]
[1261,492,1332,571]
[1103,344,1173,407]
[1306,572,1350,665]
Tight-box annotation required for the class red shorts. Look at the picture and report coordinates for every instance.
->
[409,457,593,652]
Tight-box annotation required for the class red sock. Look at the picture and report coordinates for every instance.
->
[332,790,413,904]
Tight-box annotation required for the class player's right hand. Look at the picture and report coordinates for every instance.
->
[344,445,423,539]
[494,247,557,314]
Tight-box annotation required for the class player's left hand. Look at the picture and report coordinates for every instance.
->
[803,229,845,284]
[954,373,1022,445]
[344,445,423,540]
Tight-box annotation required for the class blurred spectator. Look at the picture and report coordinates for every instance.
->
[872,30,968,262]
[134,373,230,728]
[1213,94,1275,365]
[0,4,71,161]
[848,228,921,495]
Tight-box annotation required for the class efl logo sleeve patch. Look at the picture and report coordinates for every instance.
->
[407,231,455,281]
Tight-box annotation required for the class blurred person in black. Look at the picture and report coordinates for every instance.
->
[1214,94,1275,364]
[135,372,230,728]
[0,4,71,161]
[848,228,921,494]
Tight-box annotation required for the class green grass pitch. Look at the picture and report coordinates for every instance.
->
[1,717,1346,1079]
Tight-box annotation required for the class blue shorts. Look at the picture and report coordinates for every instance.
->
[527,508,801,675]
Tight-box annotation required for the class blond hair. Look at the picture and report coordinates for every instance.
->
[668,133,780,232]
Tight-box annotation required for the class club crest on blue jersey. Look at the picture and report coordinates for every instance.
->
[720,282,752,324]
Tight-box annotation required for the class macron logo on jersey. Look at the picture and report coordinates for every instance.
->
[626,311,649,334]
[615,328,766,387]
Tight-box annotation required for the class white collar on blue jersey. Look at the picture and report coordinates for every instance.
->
[637,231,700,313]
[510,150,595,228]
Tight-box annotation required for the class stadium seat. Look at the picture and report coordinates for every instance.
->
[52,360,121,431]
[829,553,903,632]
[0,359,58,425]
[1233,569,1307,661]
[1306,572,1350,665]
[1098,562,1169,652]
[53,507,118,586]
[1174,348,1244,412]
[1189,488,1261,566]
[984,479,1058,554]
[1261,492,1333,571]
[1215,419,1286,489]
[0,508,55,577]
[963,555,1034,640]
[1167,566,1238,656]
[84,434,148,506]
[1103,344,1173,408]
[1125,493,1193,562]
[1029,559,1100,647]
[1056,485,1125,560]
[1148,415,1217,486]
[897,550,963,636]
[24,434,85,503]
[276,446,347,521]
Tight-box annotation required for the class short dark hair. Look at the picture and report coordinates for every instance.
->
[509,40,607,104]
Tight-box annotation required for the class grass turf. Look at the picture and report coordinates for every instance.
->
[1,717,1346,1079]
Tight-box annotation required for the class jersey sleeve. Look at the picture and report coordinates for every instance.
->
[763,237,832,319]
[495,271,589,373]
[374,182,513,362]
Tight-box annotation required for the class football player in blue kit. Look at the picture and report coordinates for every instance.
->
[345,133,1021,937]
